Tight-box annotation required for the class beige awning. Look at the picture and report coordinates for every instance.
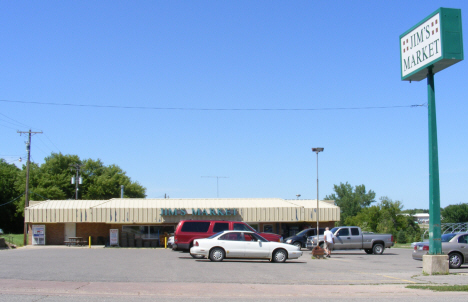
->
[26,198,339,224]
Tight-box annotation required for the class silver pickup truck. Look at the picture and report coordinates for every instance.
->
[306,226,394,254]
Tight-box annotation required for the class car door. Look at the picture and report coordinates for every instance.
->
[217,232,244,257]
[334,228,351,250]
[243,233,270,258]
[457,234,468,261]
[302,229,315,245]
[349,227,362,249]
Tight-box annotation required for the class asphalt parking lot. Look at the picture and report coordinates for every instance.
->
[1,246,467,301]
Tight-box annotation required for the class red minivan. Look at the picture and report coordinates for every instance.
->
[173,220,283,252]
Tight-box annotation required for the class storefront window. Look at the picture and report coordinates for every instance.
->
[263,224,273,233]
[122,225,174,239]
[249,224,258,231]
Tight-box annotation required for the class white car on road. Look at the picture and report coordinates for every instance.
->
[190,230,303,263]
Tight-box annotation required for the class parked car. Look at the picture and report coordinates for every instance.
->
[284,228,325,249]
[173,220,283,256]
[412,232,468,269]
[306,226,394,254]
[411,241,428,248]
[190,230,302,262]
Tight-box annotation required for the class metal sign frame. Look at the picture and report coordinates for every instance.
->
[400,7,463,81]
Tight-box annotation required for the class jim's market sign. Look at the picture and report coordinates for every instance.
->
[160,208,238,216]
[400,7,463,81]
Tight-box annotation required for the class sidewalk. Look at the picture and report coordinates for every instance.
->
[19,244,106,249]
[0,279,466,300]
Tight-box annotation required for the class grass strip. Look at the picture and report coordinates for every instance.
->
[1,234,26,247]
[407,285,468,292]
[393,243,413,249]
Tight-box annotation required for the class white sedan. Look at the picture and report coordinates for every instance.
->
[190,230,303,263]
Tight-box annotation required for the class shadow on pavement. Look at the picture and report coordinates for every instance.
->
[194,259,307,264]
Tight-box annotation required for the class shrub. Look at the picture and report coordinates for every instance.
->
[397,230,407,244]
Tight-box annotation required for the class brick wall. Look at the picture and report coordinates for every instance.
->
[77,223,123,245]
[27,221,337,245]
[28,223,64,245]
[28,223,124,245]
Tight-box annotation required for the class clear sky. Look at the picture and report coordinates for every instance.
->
[1,1,467,209]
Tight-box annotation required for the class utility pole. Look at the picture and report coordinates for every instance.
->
[70,164,84,200]
[201,176,229,198]
[17,129,43,245]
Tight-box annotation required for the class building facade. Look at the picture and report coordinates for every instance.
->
[25,198,340,246]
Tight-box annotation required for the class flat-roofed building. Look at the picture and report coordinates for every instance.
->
[25,198,339,246]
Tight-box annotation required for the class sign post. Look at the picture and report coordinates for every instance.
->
[427,66,442,255]
[400,7,463,274]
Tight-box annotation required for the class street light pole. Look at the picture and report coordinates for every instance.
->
[312,148,324,243]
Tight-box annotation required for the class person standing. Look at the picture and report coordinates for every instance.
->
[323,227,334,258]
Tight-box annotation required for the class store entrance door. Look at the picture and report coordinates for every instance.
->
[64,223,76,241]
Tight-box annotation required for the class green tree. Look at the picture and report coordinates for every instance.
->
[324,182,376,225]
[21,153,80,200]
[397,230,407,244]
[441,203,468,223]
[81,159,146,200]
[15,153,146,216]
[345,196,420,240]
[0,159,23,233]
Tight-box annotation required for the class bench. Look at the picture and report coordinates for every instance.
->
[64,239,88,246]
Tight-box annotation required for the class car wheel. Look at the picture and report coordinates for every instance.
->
[449,252,463,269]
[209,248,225,262]
[272,249,287,263]
[190,253,204,259]
[319,242,325,249]
[372,244,384,255]
[364,249,373,254]
[293,242,302,249]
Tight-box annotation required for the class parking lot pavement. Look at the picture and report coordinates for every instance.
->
[0,246,467,300]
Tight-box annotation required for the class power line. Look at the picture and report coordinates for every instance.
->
[32,141,48,157]
[0,193,24,207]
[0,112,60,153]
[0,122,19,130]
[43,133,61,153]
[30,191,48,201]
[0,112,35,129]
[0,99,425,111]
[4,157,24,165]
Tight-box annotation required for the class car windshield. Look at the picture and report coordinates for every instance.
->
[441,233,456,242]
[244,223,257,232]
[330,227,339,234]
[208,232,224,239]
[296,229,309,236]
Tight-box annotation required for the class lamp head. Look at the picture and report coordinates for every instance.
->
[312,147,324,153]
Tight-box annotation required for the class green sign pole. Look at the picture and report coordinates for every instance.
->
[427,66,442,255]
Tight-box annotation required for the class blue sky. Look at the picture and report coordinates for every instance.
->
[1,1,467,209]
